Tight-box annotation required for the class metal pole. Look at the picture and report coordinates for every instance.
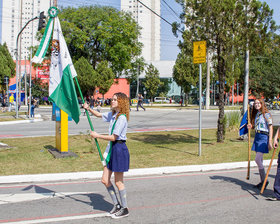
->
[15,16,39,118]
[24,56,27,105]
[237,82,239,105]
[136,65,139,98]
[205,49,210,109]
[243,48,249,114]
[232,84,234,106]
[199,64,202,156]
[15,48,19,118]
[29,0,34,118]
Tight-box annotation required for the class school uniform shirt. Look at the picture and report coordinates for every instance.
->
[254,112,272,133]
[102,111,127,155]
[102,111,127,140]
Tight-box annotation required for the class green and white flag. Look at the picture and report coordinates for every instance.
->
[32,18,54,64]
[48,17,81,124]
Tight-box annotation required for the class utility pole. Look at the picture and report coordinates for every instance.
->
[243,48,249,114]
[19,0,23,108]
[24,56,27,105]
[205,48,210,109]
[29,0,35,118]
[16,16,39,118]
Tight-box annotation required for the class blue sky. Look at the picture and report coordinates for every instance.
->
[58,0,280,61]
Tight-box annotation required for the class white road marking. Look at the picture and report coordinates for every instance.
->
[0,192,93,205]
[1,212,109,224]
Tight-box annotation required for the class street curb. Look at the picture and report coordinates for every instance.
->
[0,118,43,125]
[0,159,277,184]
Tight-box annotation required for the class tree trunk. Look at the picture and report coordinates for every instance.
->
[217,49,226,142]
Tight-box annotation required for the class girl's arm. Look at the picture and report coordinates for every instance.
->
[268,124,273,149]
[273,127,280,148]
[83,102,102,118]
[90,131,117,141]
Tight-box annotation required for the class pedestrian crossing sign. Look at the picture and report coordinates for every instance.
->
[193,41,206,64]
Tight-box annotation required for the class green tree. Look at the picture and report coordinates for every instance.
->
[59,6,142,76]
[0,43,16,93]
[74,57,98,96]
[96,61,115,97]
[143,64,163,102]
[31,78,48,101]
[249,35,280,99]
[173,50,199,104]
[174,0,276,142]
[157,78,171,97]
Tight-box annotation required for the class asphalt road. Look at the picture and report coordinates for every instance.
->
[0,167,278,224]
[2,107,280,138]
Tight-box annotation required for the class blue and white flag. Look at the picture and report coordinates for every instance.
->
[239,110,248,136]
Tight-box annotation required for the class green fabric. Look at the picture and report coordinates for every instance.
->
[49,64,81,123]
[33,18,53,62]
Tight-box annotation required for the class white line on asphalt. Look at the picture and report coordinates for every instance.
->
[0,192,93,205]
[0,212,109,224]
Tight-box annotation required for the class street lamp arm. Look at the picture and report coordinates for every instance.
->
[15,15,38,119]
[16,16,39,53]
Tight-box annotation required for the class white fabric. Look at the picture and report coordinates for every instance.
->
[49,17,77,96]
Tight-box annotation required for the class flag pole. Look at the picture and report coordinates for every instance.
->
[246,104,251,180]
[260,146,277,194]
[74,77,105,165]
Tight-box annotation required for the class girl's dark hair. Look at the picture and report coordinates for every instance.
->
[112,92,130,121]
[251,98,270,128]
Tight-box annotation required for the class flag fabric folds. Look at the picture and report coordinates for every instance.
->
[48,17,81,124]
[32,18,54,64]
[239,110,248,136]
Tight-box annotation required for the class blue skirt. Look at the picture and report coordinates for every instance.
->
[107,142,130,172]
[251,133,269,153]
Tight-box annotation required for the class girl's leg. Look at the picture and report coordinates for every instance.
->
[114,172,128,208]
[255,152,266,182]
[102,167,120,206]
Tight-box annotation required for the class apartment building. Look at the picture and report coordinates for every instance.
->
[0,0,50,60]
[121,0,160,62]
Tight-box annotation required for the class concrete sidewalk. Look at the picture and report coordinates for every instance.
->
[0,159,277,184]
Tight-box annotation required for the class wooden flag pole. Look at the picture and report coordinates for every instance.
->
[74,77,105,165]
[260,146,277,194]
[246,104,251,180]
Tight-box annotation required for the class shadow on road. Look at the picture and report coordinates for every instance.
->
[21,185,112,212]
[130,132,212,145]
[209,173,276,199]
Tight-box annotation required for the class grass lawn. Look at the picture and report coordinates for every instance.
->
[0,128,272,176]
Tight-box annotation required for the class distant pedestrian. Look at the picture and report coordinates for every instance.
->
[83,92,130,218]
[30,99,36,118]
[247,98,273,190]
[136,93,145,111]
[8,94,14,112]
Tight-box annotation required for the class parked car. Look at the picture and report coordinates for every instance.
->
[154,97,174,103]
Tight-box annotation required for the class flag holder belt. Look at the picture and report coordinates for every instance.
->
[256,130,269,135]
[115,140,126,144]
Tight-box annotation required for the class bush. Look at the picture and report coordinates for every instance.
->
[226,111,241,130]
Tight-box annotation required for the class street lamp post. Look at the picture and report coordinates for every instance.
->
[15,16,38,118]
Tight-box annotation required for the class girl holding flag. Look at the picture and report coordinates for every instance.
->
[248,98,273,190]
[83,92,130,219]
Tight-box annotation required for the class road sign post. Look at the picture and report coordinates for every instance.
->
[193,41,206,156]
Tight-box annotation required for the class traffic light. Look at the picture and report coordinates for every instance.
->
[3,76,9,84]
[38,11,46,31]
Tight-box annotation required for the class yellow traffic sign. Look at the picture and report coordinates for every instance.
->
[193,41,206,64]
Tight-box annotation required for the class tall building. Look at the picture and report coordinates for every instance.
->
[0,0,50,60]
[121,0,160,62]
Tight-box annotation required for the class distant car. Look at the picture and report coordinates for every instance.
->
[154,97,174,103]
